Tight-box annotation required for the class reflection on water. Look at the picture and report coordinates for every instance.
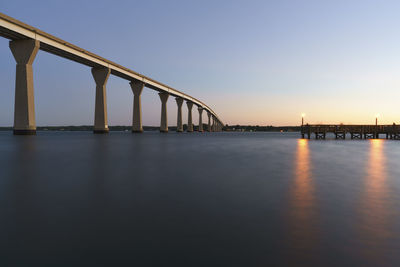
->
[286,139,319,264]
[293,139,315,220]
[1,132,400,266]
[359,139,392,263]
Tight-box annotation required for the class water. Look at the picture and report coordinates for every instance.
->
[1,131,400,266]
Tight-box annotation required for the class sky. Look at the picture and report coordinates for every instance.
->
[1,0,400,126]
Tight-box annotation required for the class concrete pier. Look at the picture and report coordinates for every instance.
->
[130,81,144,133]
[198,107,203,132]
[187,101,193,132]
[175,97,184,132]
[10,39,40,135]
[92,68,110,133]
[159,92,169,132]
[212,117,216,132]
[207,112,212,132]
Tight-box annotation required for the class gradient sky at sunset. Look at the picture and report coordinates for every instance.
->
[1,0,400,126]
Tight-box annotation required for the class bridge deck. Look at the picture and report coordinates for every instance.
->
[301,124,400,139]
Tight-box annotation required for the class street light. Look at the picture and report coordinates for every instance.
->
[301,113,306,126]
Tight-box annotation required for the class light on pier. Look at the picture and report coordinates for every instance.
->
[375,114,380,126]
[301,113,306,126]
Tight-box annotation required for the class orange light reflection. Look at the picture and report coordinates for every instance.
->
[286,139,318,264]
[359,139,392,262]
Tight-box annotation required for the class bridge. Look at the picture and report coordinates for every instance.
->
[0,12,224,135]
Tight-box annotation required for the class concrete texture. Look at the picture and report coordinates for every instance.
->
[130,81,144,133]
[92,68,110,134]
[159,92,169,133]
[175,97,184,132]
[9,39,40,135]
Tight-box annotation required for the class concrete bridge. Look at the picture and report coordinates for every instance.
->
[0,12,224,135]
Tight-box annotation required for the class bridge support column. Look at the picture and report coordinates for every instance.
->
[92,68,110,133]
[175,97,183,132]
[130,80,144,133]
[10,39,40,135]
[212,117,215,132]
[207,112,212,132]
[187,101,193,132]
[198,107,203,132]
[159,92,169,132]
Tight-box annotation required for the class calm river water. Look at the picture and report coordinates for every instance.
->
[1,131,400,266]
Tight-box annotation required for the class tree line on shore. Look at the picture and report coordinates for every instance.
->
[0,125,301,132]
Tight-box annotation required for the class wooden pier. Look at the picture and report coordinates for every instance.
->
[301,124,400,140]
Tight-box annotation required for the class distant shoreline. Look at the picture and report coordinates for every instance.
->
[0,125,301,132]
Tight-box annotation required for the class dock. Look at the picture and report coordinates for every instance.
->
[301,124,400,140]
